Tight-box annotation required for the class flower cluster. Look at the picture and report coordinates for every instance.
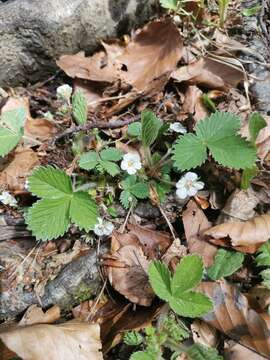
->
[121,153,142,175]
[94,217,114,236]
[176,172,204,199]
[0,191,18,207]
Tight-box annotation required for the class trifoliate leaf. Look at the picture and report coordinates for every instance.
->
[128,122,142,138]
[241,165,258,190]
[130,351,155,360]
[0,108,26,157]
[169,291,213,318]
[100,148,122,161]
[171,255,203,296]
[123,331,143,346]
[79,152,99,170]
[120,190,133,209]
[160,0,178,10]
[141,110,162,147]
[173,111,257,171]
[26,198,71,241]
[173,134,207,170]
[72,90,88,125]
[186,343,223,360]
[100,160,120,176]
[70,191,98,231]
[249,112,267,145]
[256,241,270,267]
[207,249,244,280]
[148,261,172,301]
[28,166,72,198]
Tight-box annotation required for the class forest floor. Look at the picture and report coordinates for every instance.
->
[0,1,270,359]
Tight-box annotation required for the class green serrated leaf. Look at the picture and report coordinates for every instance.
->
[256,241,270,267]
[128,122,142,138]
[170,291,213,318]
[130,351,156,360]
[28,166,72,198]
[186,343,223,360]
[123,331,143,346]
[100,148,122,161]
[241,165,258,190]
[79,152,99,170]
[171,255,203,296]
[249,112,267,145]
[173,134,207,170]
[1,108,27,131]
[148,260,172,301]
[121,175,137,189]
[70,191,98,231]
[72,90,88,125]
[260,268,270,289]
[120,190,133,209]
[141,110,162,147]
[130,182,149,199]
[207,249,244,280]
[160,0,178,10]
[26,198,70,241]
[100,160,120,176]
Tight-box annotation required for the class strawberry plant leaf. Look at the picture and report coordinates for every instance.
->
[148,260,172,301]
[249,112,267,145]
[207,249,244,280]
[100,160,120,176]
[120,190,134,209]
[160,0,178,10]
[186,343,223,360]
[241,165,258,190]
[130,351,156,360]
[100,148,122,161]
[256,241,270,267]
[72,90,88,125]
[26,198,70,241]
[141,110,162,147]
[0,127,23,157]
[169,291,213,318]
[127,122,142,138]
[28,166,73,198]
[130,182,149,199]
[79,152,99,170]
[171,255,203,296]
[70,191,98,231]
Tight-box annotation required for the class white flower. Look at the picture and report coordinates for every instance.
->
[176,172,204,199]
[24,179,29,191]
[169,122,187,134]
[0,191,18,207]
[121,153,142,175]
[94,218,114,236]
[56,84,72,104]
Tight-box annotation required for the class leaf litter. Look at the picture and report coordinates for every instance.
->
[0,7,270,360]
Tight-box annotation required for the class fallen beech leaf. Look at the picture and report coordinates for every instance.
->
[191,320,218,348]
[0,321,103,360]
[117,19,183,91]
[0,148,39,194]
[127,223,172,258]
[161,238,187,270]
[19,305,60,326]
[199,280,270,358]
[180,85,208,123]
[224,341,266,360]
[171,57,244,90]
[182,200,217,267]
[204,213,270,252]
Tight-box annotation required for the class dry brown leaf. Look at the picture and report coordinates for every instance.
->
[117,19,183,91]
[179,85,208,123]
[224,341,266,360]
[171,57,244,90]
[0,148,39,194]
[199,280,270,358]
[248,286,270,312]
[19,305,60,326]
[204,213,270,252]
[127,223,172,259]
[161,238,187,270]
[182,200,217,267]
[0,321,103,360]
[191,320,219,348]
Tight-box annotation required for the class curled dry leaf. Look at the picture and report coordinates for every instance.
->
[182,200,217,267]
[204,213,270,253]
[171,57,244,90]
[191,320,219,348]
[199,280,270,358]
[0,321,103,360]
[179,85,208,123]
[161,237,187,270]
[19,305,60,326]
[0,148,39,194]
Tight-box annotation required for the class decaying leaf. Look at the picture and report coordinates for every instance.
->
[171,57,244,90]
[179,85,208,123]
[182,200,217,267]
[161,237,187,270]
[199,280,270,358]
[0,321,103,360]
[191,320,219,348]
[0,148,39,193]
[19,305,61,326]
[204,213,270,252]
[224,341,267,360]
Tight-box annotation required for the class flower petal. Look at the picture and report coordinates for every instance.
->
[176,188,188,199]
[184,172,198,181]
